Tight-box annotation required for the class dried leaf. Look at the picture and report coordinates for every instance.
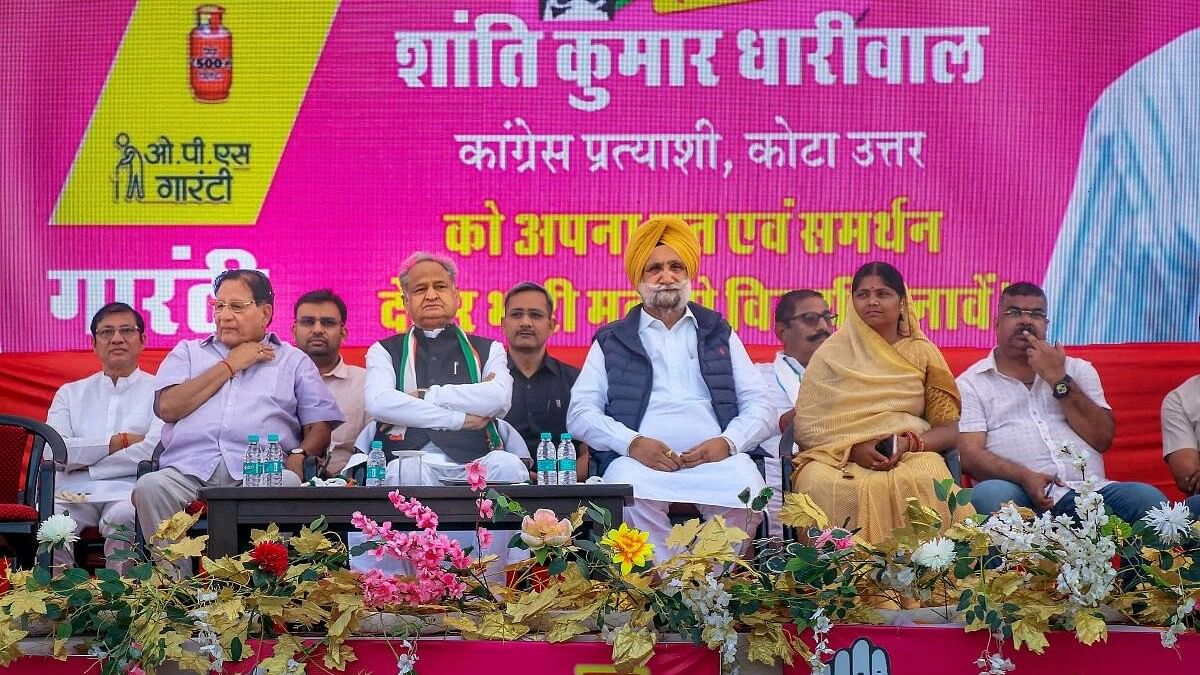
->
[254,595,290,618]
[747,622,793,666]
[154,510,201,543]
[506,586,560,624]
[290,527,335,555]
[611,624,656,674]
[1072,611,1108,646]
[546,618,590,643]
[250,522,282,544]
[478,612,530,640]
[778,492,829,530]
[0,591,46,616]
[665,518,702,549]
[444,613,481,637]
[691,516,748,559]
[165,535,208,561]
[1012,617,1050,654]
[322,642,357,670]
[201,556,250,582]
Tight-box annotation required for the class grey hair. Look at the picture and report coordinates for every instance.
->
[398,252,458,292]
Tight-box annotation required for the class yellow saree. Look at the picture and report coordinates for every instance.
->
[790,301,968,544]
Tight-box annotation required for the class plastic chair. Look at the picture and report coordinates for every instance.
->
[0,415,67,570]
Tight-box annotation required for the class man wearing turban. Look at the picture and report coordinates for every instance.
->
[567,216,774,560]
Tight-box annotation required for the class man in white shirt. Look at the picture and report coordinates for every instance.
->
[755,290,835,537]
[958,283,1166,523]
[1161,375,1200,516]
[46,303,162,569]
[568,216,773,561]
[292,289,369,477]
[364,252,527,485]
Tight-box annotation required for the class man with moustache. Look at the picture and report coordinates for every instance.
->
[755,290,835,537]
[501,282,586,480]
[293,290,369,477]
[364,252,527,485]
[133,270,343,543]
[957,282,1166,522]
[568,216,774,560]
[45,303,162,569]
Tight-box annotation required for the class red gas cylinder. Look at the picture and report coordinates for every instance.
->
[189,5,232,102]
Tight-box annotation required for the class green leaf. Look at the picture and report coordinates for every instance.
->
[308,515,327,532]
[32,566,52,586]
[548,557,568,576]
[738,488,752,505]
[934,479,951,502]
[585,503,612,528]
[955,490,973,507]
[55,622,73,639]
[507,532,525,548]
[95,569,120,582]
[68,590,92,608]
[231,637,243,662]
[129,563,154,582]
[99,580,126,597]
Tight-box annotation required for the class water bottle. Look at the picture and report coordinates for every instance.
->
[366,440,386,487]
[243,434,261,487]
[557,433,577,485]
[264,434,284,487]
[536,432,557,486]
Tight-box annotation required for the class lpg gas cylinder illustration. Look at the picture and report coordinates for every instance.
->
[189,5,231,102]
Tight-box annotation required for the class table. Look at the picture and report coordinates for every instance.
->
[199,484,633,557]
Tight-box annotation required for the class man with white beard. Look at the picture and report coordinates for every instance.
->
[568,216,774,561]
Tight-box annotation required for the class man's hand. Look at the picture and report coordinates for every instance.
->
[1185,468,1200,496]
[680,437,732,468]
[108,432,145,453]
[462,414,492,430]
[227,341,275,372]
[628,436,683,472]
[1025,335,1067,385]
[285,453,305,479]
[1018,469,1065,511]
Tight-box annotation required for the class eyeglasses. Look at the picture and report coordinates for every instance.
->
[784,311,838,327]
[295,317,342,328]
[95,326,140,341]
[1001,307,1049,321]
[210,300,258,314]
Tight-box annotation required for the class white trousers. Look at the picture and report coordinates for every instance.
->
[625,498,761,565]
[53,498,136,571]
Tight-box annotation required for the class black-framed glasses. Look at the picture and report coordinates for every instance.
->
[785,311,838,327]
[1001,307,1049,321]
[95,326,140,341]
[295,317,342,328]
[210,300,258,314]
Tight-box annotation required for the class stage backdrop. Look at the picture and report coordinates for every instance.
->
[3,0,1199,353]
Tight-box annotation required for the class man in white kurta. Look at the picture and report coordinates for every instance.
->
[568,217,773,561]
[754,290,835,537]
[46,303,162,569]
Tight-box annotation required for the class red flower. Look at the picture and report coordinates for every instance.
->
[185,500,208,516]
[250,541,289,577]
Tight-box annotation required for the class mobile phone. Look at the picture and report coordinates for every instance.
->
[875,435,896,458]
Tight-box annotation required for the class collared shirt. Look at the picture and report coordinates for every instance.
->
[1162,374,1200,457]
[567,307,774,456]
[364,327,512,430]
[755,351,806,458]
[45,368,163,499]
[321,356,369,475]
[504,352,580,455]
[958,350,1113,501]
[154,333,344,481]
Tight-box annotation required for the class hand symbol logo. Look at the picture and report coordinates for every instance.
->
[823,637,891,675]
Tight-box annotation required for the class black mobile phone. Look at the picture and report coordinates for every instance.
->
[875,435,895,458]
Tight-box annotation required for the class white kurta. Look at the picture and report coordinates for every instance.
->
[45,369,162,502]
[567,309,772,508]
[755,352,805,537]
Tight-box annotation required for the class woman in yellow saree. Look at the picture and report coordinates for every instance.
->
[791,262,968,544]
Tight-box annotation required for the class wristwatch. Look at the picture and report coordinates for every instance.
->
[289,447,307,456]
[1052,374,1073,400]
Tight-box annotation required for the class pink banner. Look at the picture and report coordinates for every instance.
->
[4,1,1199,353]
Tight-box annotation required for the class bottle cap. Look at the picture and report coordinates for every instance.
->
[560,433,572,442]
[540,432,552,440]
[267,434,280,442]
[370,440,383,449]
[248,434,260,442]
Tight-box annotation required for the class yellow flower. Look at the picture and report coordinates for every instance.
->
[600,523,654,575]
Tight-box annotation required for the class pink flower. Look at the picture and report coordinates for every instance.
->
[478,527,494,550]
[812,528,835,549]
[520,508,573,549]
[128,665,145,675]
[466,460,487,491]
[832,534,855,550]
[476,498,495,519]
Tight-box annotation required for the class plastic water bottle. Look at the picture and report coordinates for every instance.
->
[536,432,557,485]
[264,434,284,487]
[557,433,577,485]
[243,435,261,487]
[366,440,386,487]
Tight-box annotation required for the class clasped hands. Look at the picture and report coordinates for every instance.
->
[847,433,922,472]
[629,435,731,472]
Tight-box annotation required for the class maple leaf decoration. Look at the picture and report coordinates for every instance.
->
[249,540,289,577]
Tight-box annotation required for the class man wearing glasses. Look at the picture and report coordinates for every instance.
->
[45,302,162,570]
[755,290,835,536]
[292,290,368,477]
[134,270,343,544]
[957,282,1166,522]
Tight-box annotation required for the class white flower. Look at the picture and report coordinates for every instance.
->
[36,513,79,548]
[975,653,1015,675]
[396,652,418,675]
[912,537,956,572]
[1161,627,1179,649]
[1142,503,1194,545]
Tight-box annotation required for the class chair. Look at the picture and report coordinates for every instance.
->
[0,415,67,570]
